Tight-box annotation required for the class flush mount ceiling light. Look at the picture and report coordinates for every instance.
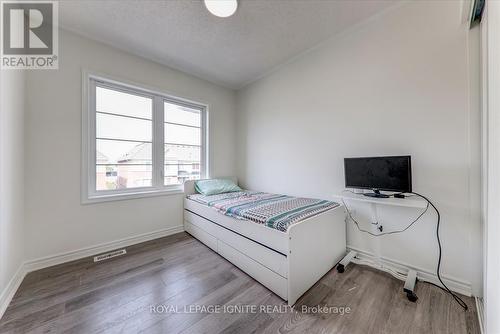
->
[204,0,238,18]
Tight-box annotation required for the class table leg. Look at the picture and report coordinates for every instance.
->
[337,250,357,273]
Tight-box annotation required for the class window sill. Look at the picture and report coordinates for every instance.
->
[82,187,184,204]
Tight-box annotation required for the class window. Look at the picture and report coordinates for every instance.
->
[164,101,203,186]
[83,73,208,203]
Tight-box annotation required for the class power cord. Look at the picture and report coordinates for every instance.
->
[410,192,468,311]
[340,196,430,236]
[341,191,468,310]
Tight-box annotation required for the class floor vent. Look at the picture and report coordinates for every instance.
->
[94,249,127,262]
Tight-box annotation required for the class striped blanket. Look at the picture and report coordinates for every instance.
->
[187,191,339,232]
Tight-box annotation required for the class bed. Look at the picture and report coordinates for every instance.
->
[183,177,347,306]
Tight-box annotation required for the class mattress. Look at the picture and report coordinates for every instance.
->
[187,191,340,232]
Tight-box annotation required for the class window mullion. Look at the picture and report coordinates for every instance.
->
[153,96,164,188]
[89,78,97,195]
[202,107,208,179]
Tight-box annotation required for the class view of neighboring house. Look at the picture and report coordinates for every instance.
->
[96,150,116,190]
[96,143,200,190]
[165,144,201,185]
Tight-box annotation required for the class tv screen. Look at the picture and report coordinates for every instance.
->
[344,156,412,193]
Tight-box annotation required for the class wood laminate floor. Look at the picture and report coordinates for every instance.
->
[0,232,479,334]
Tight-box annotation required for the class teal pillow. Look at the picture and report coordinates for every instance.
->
[195,179,242,196]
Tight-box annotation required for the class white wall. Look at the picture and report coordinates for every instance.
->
[236,1,482,294]
[0,71,26,302]
[24,30,236,261]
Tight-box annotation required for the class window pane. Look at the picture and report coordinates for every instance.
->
[97,113,152,142]
[96,165,152,190]
[164,101,200,127]
[96,86,152,119]
[165,144,200,164]
[97,139,152,165]
[164,123,200,146]
[164,164,201,186]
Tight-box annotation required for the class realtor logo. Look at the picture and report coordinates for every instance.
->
[1,1,58,69]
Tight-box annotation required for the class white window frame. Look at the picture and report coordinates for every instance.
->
[81,71,209,204]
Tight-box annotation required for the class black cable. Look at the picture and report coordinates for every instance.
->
[410,192,468,311]
[342,190,469,310]
[341,197,429,236]
[421,280,451,294]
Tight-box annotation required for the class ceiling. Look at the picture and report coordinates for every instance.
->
[59,0,397,89]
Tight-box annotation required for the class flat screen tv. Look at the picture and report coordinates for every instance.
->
[344,156,412,198]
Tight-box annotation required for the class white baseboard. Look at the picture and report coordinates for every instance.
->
[0,264,27,320]
[24,225,184,272]
[0,225,184,319]
[347,245,473,297]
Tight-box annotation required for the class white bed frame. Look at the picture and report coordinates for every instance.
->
[183,178,347,306]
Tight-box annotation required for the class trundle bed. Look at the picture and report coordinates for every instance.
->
[183,178,347,306]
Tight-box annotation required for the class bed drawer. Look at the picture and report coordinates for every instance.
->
[217,240,288,300]
[185,210,222,238]
[184,220,217,252]
[184,210,288,278]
